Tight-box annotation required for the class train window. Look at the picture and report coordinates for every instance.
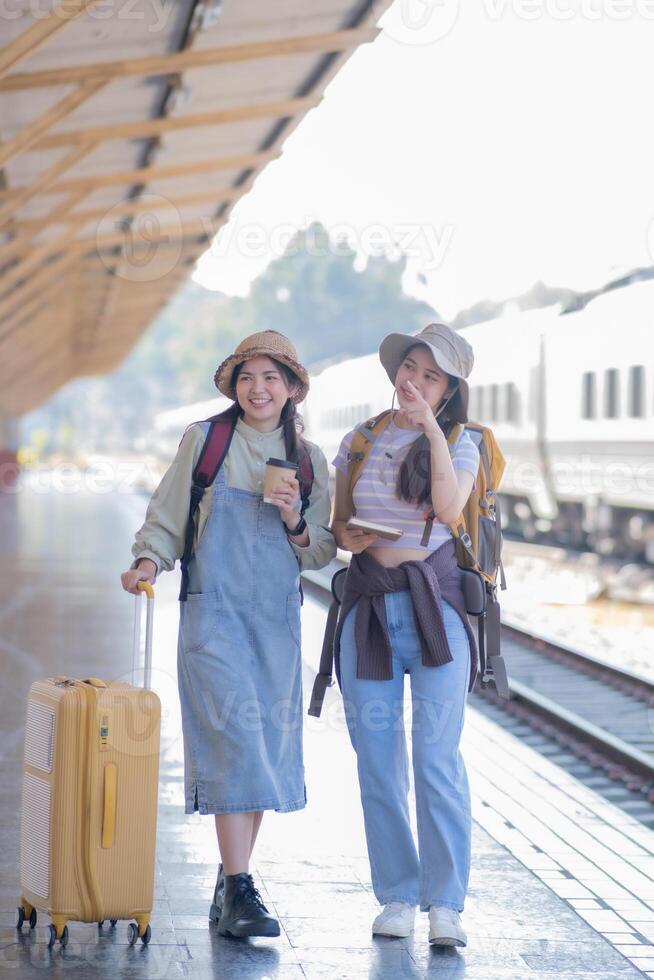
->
[628,365,645,417]
[604,368,620,418]
[490,384,499,421]
[581,371,596,419]
[505,382,520,423]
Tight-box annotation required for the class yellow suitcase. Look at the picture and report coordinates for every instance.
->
[16,582,161,948]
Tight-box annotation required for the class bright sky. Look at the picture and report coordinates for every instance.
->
[194,0,654,320]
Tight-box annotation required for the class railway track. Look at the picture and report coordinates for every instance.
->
[302,562,654,828]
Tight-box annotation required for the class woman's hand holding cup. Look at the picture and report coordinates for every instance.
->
[264,458,301,527]
[267,474,301,526]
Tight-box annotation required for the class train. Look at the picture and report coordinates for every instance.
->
[153,277,654,564]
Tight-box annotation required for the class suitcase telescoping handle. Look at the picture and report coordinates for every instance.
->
[132,581,154,690]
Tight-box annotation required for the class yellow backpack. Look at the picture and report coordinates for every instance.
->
[344,409,509,696]
[309,411,511,718]
[345,410,506,580]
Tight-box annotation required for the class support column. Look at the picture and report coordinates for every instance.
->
[0,412,20,490]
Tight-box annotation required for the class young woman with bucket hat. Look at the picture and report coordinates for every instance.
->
[121,331,335,939]
[330,323,480,947]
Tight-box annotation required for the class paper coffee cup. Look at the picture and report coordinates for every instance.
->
[263,457,298,504]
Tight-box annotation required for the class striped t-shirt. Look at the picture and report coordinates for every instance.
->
[332,417,480,552]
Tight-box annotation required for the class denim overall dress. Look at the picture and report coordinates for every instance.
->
[176,440,306,816]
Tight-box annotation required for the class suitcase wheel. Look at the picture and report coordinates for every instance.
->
[47,923,68,948]
[15,905,37,930]
[127,921,151,945]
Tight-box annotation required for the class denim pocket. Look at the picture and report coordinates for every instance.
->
[259,502,287,541]
[181,590,221,654]
[286,592,302,649]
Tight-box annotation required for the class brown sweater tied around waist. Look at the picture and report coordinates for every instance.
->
[308,538,478,718]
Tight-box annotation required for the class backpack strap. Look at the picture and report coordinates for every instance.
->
[345,410,394,517]
[308,567,347,717]
[179,417,236,602]
[477,587,510,698]
[297,446,314,516]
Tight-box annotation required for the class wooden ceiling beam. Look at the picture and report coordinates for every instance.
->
[0,225,81,301]
[0,0,102,80]
[4,185,243,252]
[89,216,214,253]
[0,78,107,168]
[1,345,71,412]
[0,265,86,345]
[0,27,379,92]
[0,218,211,323]
[0,310,72,384]
[0,144,93,228]
[0,243,86,326]
[0,149,278,200]
[0,245,193,346]
[1,191,89,263]
[32,94,322,150]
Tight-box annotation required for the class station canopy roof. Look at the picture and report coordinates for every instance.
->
[0,0,389,416]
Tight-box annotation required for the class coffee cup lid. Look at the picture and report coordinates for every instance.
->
[265,457,298,470]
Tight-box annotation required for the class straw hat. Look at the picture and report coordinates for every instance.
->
[214,330,310,404]
[379,322,474,422]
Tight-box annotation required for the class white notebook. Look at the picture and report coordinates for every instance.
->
[346,517,403,541]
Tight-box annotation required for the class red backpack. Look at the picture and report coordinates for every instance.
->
[178,415,314,601]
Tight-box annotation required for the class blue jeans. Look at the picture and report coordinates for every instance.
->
[339,589,472,913]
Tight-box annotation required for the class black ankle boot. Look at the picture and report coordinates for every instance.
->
[209,863,224,923]
[217,872,280,938]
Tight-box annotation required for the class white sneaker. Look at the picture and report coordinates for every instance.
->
[372,902,416,938]
[428,906,467,947]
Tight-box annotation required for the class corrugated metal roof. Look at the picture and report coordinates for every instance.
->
[0,0,390,415]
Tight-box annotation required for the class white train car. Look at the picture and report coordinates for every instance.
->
[303,281,654,562]
[153,279,654,561]
[458,306,560,526]
[541,280,654,557]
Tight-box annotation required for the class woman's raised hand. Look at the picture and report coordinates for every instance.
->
[121,558,157,595]
[396,380,441,437]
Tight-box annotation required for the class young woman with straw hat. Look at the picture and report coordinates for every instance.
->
[121,330,335,939]
[330,322,480,948]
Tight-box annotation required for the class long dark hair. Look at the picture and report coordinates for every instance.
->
[212,359,308,463]
[396,344,459,508]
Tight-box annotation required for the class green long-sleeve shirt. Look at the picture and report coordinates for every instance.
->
[131,417,336,575]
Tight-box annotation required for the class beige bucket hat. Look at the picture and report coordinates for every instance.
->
[379,322,474,422]
[214,330,310,404]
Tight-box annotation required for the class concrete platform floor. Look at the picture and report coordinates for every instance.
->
[0,484,650,978]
